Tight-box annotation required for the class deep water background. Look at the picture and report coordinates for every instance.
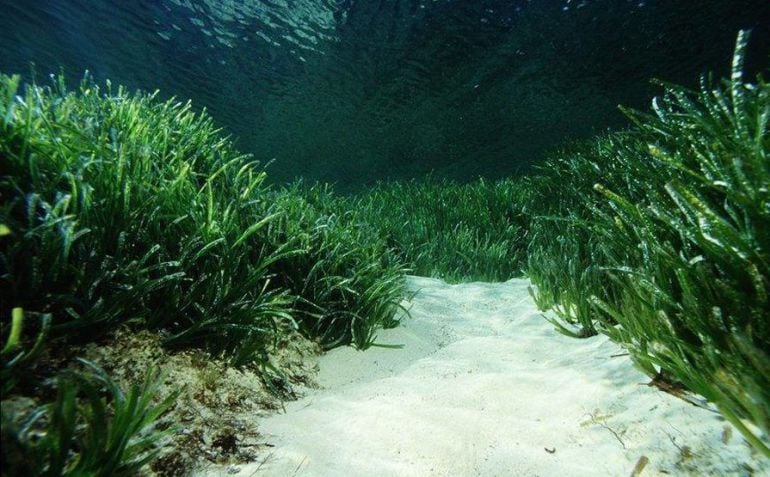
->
[2,0,769,190]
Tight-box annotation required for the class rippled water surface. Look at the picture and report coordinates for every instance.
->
[2,0,769,188]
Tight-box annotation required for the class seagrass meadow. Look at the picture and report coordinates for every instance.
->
[1,8,770,477]
[0,74,408,475]
[346,36,770,458]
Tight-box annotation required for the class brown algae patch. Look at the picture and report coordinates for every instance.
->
[7,327,322,477]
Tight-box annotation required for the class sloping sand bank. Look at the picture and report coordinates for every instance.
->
[202,277,767,476]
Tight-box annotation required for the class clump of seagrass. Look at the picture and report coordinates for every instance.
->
[0,71,407,474]
[348,176,527,283]
[524,31,769,456]
[2,357,178,477]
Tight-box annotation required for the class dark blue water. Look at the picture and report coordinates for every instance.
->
[2,0,769,189]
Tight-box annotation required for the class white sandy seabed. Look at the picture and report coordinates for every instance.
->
[202,276,768,476]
